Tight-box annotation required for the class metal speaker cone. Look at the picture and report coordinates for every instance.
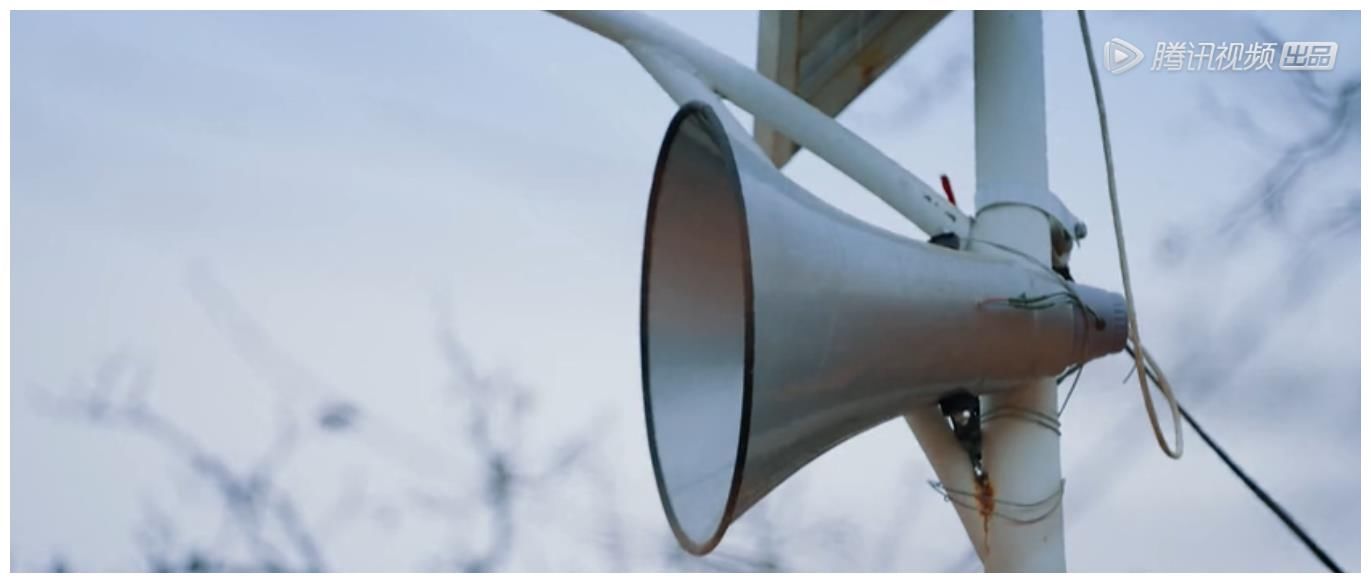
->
[639,102,1127,555]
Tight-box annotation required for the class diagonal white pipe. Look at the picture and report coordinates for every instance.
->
[552,10,972,241]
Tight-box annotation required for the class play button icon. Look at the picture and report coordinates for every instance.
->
[1104,37,1144,74]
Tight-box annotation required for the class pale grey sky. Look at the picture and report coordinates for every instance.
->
[10,10,1361,572]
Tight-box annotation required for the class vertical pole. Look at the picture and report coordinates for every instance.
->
[970,10,1066,572]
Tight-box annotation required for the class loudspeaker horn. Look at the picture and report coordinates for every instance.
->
[639,102,1126,555]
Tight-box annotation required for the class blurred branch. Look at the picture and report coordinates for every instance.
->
[1159,30,1360,263]
[427,284,622,571]
[30,353,325,572]
[29,268,630,571]
[1159,72,1359,401]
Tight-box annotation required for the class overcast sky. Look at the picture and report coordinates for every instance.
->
[10,10,1361,572]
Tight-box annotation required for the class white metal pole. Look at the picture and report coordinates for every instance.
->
[904,11,1066,572]
[969,10,1066,572]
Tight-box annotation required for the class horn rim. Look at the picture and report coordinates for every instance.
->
[639,101,755,556]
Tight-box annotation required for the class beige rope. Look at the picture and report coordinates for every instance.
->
[1078,10,1183,459]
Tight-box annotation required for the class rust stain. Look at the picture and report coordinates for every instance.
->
[858,61,879,86]
[856,46,892,86]
[850,43,893,86]
[975,473,995,554]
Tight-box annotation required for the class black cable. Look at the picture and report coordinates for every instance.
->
[1122,346,1344,573]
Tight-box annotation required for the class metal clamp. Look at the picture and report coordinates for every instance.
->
[976,184,1087,270]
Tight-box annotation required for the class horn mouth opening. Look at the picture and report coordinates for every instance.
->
[640,102,754,556]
